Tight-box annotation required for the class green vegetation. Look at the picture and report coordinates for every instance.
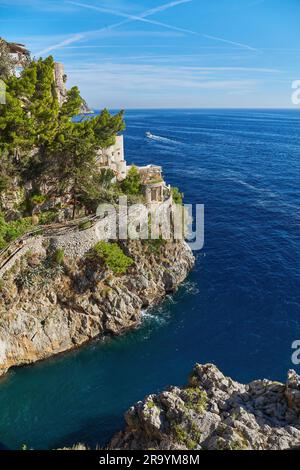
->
[171,187,183,205]
[53,248,64,266]
[0,213,33,249]
[0,46,184,258]
[38,210,58,225]
[121,166,142,195]
[98,168,116,190]
[144,237,166,254]
[146,400,156,410]
[16,262,64,289]
[30,194,47,206]
[89,241,134,274]
[79,220,93,231]
[183,387,207,415]
[147,178,163,185]
[0,54,125,220]
[172,424,198,450]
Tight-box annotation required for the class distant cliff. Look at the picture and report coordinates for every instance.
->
[109,363,300,450]
[54,62,92,113]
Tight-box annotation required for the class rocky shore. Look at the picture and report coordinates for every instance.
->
[0,239,194,377]
[109,363,300,450]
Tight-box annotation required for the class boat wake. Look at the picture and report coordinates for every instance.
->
[146,132,177,144]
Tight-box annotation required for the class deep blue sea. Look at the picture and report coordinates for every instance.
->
[0,109,299,450]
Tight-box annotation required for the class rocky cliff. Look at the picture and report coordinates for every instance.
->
[109,363,300,450]
[0,239,194,376]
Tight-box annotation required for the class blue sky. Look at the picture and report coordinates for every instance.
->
[1,0,299,108]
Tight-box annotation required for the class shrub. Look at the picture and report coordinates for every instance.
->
[0,214,33,248]
[145,237,166,254]
[39,210,58,225]
[146,400,156,410]
[183,387,207,415]
[121,166,142,195]
[90,241,134,274]
[53,248,64,266]
[16,263,64,289]
[171,187,183,205]
[172,424,197,449]
[79,220,93,231]
[31,194,46,206]
[99,168,115,189]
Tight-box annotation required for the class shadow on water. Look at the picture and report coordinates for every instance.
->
[52,414,125,450]
[0,441,10,450]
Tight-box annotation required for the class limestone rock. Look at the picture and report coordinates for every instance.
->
[0,239,194,376]
[109,364,300,451]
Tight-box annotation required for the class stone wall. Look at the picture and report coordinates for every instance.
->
[48,218,111,258]
[0,236,45,278]
[0,198,175,277]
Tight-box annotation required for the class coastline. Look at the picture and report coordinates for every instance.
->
[0,238,194,377]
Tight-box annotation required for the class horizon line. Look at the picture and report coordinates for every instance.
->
[90,106,300,111]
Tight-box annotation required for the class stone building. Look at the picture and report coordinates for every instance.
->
[128,164,171,205]
[96,135,127,181]
[7,42,30,67]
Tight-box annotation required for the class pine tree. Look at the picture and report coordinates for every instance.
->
[0,53,126,218]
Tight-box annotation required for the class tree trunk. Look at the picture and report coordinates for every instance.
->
[72,183,77,220]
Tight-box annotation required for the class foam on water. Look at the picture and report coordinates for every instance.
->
[146,133,178,144]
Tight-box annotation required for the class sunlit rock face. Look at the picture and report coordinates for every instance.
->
[109,364,300,451]
[0,239,194,377]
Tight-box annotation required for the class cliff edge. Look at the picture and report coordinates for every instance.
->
[109,363,300,450]
[0,239,194,376]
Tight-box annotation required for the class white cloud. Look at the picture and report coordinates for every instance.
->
[66,61,261,92]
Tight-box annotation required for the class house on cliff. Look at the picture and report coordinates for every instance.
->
[96,135,127,182]
[97,138,171,204]
[7,41,30,67]
[134,164,171,205]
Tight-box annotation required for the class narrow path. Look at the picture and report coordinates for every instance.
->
[0,214,99,274]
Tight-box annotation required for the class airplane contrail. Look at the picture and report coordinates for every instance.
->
[36,34,85,55]
[202,34,257,52]
[67,0,196,35]
[37,0,257,55]
[69,1,256,51]
[73,0,256,51]
[36,0,194,55]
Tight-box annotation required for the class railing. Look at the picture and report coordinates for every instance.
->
[0,214,100,272]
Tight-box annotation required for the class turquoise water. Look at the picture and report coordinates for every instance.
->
[0,109,300,450]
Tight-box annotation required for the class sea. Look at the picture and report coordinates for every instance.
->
[0,109,299,450]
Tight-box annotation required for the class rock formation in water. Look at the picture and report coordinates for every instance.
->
[109,363,300,450]
[0,239,194,376]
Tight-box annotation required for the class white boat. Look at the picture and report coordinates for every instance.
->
[146,131,154,139]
